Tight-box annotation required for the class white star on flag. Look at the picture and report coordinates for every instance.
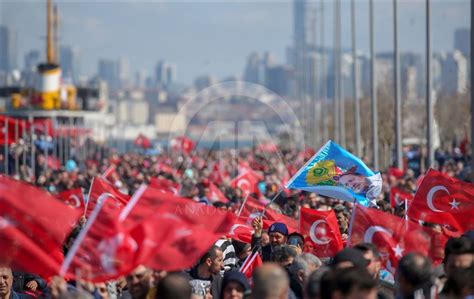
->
[449,199,460,210]
[392,244,404,258]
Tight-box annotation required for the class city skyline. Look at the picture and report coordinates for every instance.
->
[0,0,470,84]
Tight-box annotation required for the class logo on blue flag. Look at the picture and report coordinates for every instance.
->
[286,140,382,206]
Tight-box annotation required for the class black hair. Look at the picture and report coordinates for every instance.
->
[443,266,474,297]
[320,267,376,299]
[397,252,433,289]
[271,245,297,263]
[212,201,228,209]
[354,243,381,260]
[444,237,474,262]
[199,245,221,265]
[156,272,192,299]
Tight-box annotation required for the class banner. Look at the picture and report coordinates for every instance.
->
[286,140,382,206]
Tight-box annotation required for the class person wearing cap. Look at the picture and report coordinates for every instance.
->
[220,271,250,299]
[330,248,370,269]
[251,217,289,262]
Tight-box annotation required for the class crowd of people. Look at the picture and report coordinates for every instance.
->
[1,138,474,299]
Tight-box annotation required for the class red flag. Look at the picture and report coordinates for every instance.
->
[257,143,278,153]
[134,134,151,149]
[390,187,414,208]
[85,177,130,217]
[208,182,229,203]
[0,176,81,278]
[171,136,195,155]
[300,207,343,258]
[0,116,25,145]
[227,216,255,244]
[240,250,262,279]
[57,188,85,211]
[63,198,160,282]
[231,171,261,197]
[102,165,118,183]
[408,169,474,232]
[121,187,236,271]
[149,177,180,195]
[351,205,440,272]
[239,197,298,233]
[156,162,174,175]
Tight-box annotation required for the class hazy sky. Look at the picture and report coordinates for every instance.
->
[0,0,470,84]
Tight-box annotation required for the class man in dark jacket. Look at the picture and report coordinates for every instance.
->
[0,267,33,299]
[12,272,46,294]
[187,245,224,299]
[251,217,288,262]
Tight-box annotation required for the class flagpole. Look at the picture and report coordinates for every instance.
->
[369,0,379,170]
[119,184,147,221]
[237,194,250,217]
[261,189,284,218]
[346,201,357,248]
[83,177,95,217]
[426,0,434,169]
[59,195,112,277]
[351,0,361,157]
[394,0,403,169]
[4,118,8,176]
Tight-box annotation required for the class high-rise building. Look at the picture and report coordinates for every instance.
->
[265,65,294,96]
[244,52,260,84]
[0,25,17,72]
[155,60,177,89]
[59,46,80,83]
[118,58,130,87]
[454,28,469,58]
[441,50,468,95]
[98,59,119,90]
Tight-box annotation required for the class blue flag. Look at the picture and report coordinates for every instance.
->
[286,140,382,206]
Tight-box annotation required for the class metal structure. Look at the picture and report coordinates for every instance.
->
[394,0,402,169]
[351,0,361,157]
[370,0,379,169]
[426,0,434,169]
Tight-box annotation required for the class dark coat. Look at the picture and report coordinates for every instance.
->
[187,267,222,299]
[251,234,273,262]
[13,272,47,293]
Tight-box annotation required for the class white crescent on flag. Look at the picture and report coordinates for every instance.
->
[309,219,331,245]
[67,194,82,208]
[364,226,393,243]
[238,179,251,193]
[426,185,449,212]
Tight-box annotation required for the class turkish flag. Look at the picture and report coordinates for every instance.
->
[351,205,442,272]
[0,116,25,145]
[227,216,255,244]
[156,162,174,175]
[231,171,261,197]
[136,196,236,271]
[300,207,343,258]
[57,188,85,212]
[64,199,165,282]
[171,136,195,155]
[240,250,262,279]
[85,177,130,217]
[102,165,118,183]
[408,168,474,232]
[134,134,152,149]
[149,177,180,195]
[390,187,414,208]
[208,182,229,203]
[239,197,298,233]
[0,175,81,278]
